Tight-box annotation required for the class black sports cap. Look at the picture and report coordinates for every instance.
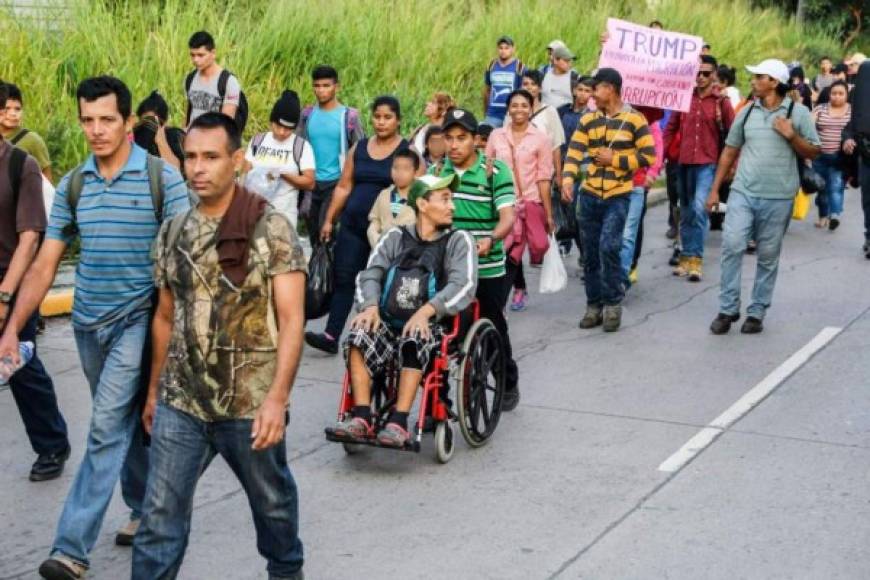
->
[497,35,515,46]
[441,108,478,133]
[592,68,623,92]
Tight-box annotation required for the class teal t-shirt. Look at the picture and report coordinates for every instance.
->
[726,97,820,200]
[308,106,344,181]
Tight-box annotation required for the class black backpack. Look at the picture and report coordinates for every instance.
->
[185,69,249,133]
[379,227,454,328]
[8,146,27,208]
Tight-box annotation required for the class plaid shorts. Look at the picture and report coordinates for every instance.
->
[343,321,445,377]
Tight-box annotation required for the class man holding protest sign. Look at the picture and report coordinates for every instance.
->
[562,68,656,333]
[664,54,734,282]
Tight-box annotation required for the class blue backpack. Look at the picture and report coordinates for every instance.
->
[379,227,454,328]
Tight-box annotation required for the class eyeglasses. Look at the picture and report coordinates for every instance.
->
[697,70,714,78]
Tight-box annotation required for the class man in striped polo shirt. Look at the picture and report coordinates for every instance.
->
[562,68,656,332]
[0,76,190,580]
[434,108,521,409]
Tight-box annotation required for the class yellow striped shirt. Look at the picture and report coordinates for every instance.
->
[562,105,656,199]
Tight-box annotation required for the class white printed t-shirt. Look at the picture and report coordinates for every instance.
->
[244,133,315,227]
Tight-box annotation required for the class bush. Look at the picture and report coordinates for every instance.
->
[1,0,841,176]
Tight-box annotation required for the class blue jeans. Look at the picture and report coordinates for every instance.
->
[679,164,716,258]
[620,186,646,284]
[325,226,371,339]
[52,308,151,566]
[133,403,303,580]
[579,192,630,306]
[482,114,505,129]
[6,300,69,456]
[719,191,793,320]
[813,153,845,218]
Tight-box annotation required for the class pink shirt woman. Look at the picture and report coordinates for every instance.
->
[485,89,555,309]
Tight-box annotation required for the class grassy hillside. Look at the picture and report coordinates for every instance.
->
[1,0,842,175]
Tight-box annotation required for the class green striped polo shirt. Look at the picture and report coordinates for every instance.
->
[434,152,515,279]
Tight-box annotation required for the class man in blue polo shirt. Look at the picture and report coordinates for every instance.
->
[483,36,526,128]
[0,76,189,580]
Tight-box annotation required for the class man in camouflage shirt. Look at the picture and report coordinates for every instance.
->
[132,113,306,580]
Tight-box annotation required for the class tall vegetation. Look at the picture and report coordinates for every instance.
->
[1,0,842,175]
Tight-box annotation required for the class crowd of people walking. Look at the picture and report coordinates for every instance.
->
[0,24,868,580]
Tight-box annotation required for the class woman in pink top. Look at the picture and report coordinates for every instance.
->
[486,89,555,311]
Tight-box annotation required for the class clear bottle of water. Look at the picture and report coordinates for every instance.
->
[0,342,34,386]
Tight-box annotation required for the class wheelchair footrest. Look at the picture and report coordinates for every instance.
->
[325,428,421,453]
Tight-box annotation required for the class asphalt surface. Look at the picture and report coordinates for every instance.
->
[2,192,869,580]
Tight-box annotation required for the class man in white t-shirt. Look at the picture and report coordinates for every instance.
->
[542,45,577,109]
[244,90,315,228]
[184,31,242,126]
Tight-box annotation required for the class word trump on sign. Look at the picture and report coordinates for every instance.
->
[598,18,703,112]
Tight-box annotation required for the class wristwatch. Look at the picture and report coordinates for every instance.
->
[0,291,11,304]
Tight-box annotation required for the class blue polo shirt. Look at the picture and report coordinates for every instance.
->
[47,144,190,329]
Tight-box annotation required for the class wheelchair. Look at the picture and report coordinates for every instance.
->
[324,300,506,463]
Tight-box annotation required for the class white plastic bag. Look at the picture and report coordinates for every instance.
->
[539,234,567,294]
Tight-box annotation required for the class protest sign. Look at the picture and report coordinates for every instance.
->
[598,18,703,112]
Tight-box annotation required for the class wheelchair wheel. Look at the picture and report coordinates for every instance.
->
[342,442,363,455]
[457,319,505,448]
[434,421,455,464]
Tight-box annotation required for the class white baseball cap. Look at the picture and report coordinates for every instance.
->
[547,39,567,51]
[745,59,790,84]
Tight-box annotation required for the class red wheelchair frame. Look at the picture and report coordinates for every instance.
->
[325,299,506,463]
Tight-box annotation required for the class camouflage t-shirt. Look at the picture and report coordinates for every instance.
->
[154,206,307,421]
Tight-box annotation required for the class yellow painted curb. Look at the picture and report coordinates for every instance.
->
[40,289,74,317]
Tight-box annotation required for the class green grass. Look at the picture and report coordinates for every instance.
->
[0,0,842,176]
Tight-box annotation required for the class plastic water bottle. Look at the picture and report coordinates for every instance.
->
[0,342,34,386]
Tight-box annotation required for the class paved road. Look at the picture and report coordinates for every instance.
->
[2,194,869,580]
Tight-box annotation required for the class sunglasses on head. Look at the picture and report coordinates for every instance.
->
[697,70,714,77]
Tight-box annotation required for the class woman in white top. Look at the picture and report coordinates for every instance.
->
[718,65,741,109]
[243,90,316,228]
[408,91,455,154]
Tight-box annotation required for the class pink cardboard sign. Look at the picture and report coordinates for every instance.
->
[598,18,703,112]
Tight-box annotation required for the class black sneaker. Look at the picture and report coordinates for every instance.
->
[668,245,681,266]
[710,312,740,335]
[501,387,520,412]
[304,332,338,355]
[666,225,678,240]
[30,445,71,482]
[38,556,85,580]
[829,216,840,231]
[740,317,764,334]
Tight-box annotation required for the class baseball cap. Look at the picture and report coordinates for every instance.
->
[441,108,478,133]
[846,53,867,66]
[553,45,575,61]
[745,59,790,84]
[592,68,623,91]
[497,35,514,46]
[408,174,459,210]
[547,39,567,51]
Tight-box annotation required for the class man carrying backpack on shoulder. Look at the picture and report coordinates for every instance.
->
[0,76,190,580]
[329,174,477,448]
[184,30,248,132]
[0,82,70,484]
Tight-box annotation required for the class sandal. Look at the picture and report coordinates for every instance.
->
[332,417,374,442]
[377,422,410,448]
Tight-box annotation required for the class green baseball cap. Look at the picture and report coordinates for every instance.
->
[408,174,459,210]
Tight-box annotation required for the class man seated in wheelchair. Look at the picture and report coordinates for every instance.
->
[332,174,478,448]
